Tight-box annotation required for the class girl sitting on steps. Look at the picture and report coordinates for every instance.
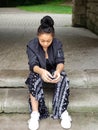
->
[25,15,72,130]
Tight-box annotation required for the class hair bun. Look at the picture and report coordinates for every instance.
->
[41,16,54,28]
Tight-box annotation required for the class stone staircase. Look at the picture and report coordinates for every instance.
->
[0,69,98,130]
[0,69,98,114]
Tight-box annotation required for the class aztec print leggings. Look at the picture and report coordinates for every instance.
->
[25,71,70,119]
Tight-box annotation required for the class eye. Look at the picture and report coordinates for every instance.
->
[47,40,51,43]
[41,40,45,42]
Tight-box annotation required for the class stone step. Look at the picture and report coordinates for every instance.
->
[0,88,98,113]
[0,69,98,88]
[0,113,98,130]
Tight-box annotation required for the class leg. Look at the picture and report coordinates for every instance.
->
[30,94,38,112]
[26,72,49,130]
[52,71,70,119]
[26,72,49,119]
[52,71,72,129]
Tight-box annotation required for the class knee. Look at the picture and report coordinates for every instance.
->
[61,71,69,80]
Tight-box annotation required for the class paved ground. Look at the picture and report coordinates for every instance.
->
[0,113,98,130]
[0,8,72,27]
[0,8,98,71]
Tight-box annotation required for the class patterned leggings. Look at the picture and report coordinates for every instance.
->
[25,71,70,119]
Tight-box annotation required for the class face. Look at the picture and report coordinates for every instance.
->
[38,33,53,51]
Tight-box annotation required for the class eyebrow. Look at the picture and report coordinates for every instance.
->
[40,39,52,42]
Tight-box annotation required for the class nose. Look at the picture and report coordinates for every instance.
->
[44,42,48,46]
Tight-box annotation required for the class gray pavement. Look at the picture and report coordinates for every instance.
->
[0,27,98,70]
[0,8,72,27]
[0,8,98,71]
[0,113,98,130]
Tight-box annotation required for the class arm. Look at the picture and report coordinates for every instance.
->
[56,63,64,73]
[33,65,53,82]
[27,46,39,71]
[52,41,65,83]
[33,65,43,75]
[27,45,53,82]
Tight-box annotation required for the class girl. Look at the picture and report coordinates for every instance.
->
[25,16,72,130]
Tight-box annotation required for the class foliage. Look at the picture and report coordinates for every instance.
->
[0,0,72,7]
[18,4,72,14]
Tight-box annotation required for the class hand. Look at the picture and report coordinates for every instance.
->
[51,71,61,83]
[40,69,53,83]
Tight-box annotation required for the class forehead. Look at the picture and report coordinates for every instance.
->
[38,33,53,40]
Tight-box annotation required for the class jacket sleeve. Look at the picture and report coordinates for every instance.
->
[55,41,65,64]
[26,45,39,71]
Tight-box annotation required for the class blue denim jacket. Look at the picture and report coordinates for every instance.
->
[26,37,64,72]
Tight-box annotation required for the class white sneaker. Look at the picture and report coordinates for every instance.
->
[60,110,72,129]
[28,111,40,130]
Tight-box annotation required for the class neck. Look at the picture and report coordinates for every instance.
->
[43,48,48,52]
[43,48,48,59]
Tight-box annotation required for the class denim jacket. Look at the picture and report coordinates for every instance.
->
[26,37,64,72]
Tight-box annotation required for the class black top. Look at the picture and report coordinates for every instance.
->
[46,59,54,72]
[26,37,64,72]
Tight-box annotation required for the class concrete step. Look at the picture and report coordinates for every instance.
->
[0,69,98,88]
[0,113,98,130]
[0,88,98,114]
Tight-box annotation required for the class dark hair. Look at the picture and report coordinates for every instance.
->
[37,16,55,36]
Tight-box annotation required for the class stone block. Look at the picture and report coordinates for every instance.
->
[1,69,98,89]
[0,70,29,87]
[87,19,95,31]
[80,15,87,26]
[0,87,98,114]
[45,88,98,113]
[73,0,98,34]
[73,6,86,15]
[85,69,98,88]
[95,5,98,13]
[94,26,98,34]
[0,89,7,112]
[74,0,87,6]
[69,88,98,113]
[68,70,87,88]
[87,13,96,23]
[87,2,98,13]
[72,14,86,27]
[3,88,29,113]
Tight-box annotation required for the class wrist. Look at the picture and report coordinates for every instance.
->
[36,67,44,76]
[33,66,44,75]
[55,69,60,74]
[56,63,64,74]
[39,68,44,75]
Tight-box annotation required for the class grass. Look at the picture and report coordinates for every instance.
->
[18,2,72,14]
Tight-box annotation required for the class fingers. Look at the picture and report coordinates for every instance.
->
[45,75,52,82]
[41,69,61,83]
[42,71,53,83]
[51,71,61,83]
[51,77,60,83]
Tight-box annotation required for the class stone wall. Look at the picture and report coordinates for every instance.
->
[72,0,87,27]
[87,0,98,34]
[72,0,98,34]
